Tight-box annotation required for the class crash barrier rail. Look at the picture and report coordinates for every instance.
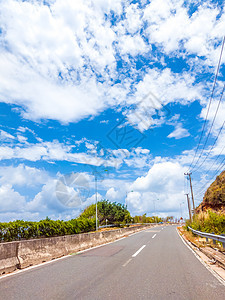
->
[188,227,225,249]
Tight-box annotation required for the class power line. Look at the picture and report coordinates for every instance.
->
[205,144,225,174]
[192,118,225,171]
[194,148,225,197]
[191,83,225,172]
[188,36,225,172]
[195,156,225,197]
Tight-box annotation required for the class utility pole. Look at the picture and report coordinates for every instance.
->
[184,172,196,214]
[185,193,192,222]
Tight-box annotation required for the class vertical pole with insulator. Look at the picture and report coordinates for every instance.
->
[184,172,196,215]
[185,193,192,222]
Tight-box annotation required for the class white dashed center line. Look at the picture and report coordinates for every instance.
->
[152,234,156,239]
[123,258,132,267]
[132,245,146,257]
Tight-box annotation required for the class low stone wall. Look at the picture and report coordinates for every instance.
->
[0,224,154,275]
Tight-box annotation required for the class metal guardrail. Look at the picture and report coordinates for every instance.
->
[188,227,225,249]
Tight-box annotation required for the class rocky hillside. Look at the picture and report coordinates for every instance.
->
[197,170,225,212]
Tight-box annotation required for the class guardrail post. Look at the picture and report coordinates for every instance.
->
[211,232,216,245]
[221,234,225,249]
[206,237,208,242]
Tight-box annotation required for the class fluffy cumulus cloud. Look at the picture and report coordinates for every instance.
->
[0,0,224,125]
[0,164,99,221]
[0,164,49,186]
[0,164,51,219]
[0,0,119,122]
[144,0,225,65]
[106,187,120,201]
[0,184,26,213]
[126,162,186,216]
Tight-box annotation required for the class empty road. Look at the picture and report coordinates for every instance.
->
[0,225,224,299]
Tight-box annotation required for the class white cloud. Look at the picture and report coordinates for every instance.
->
[0,167,95,221]
[86,192,104,207]
[126,161,186,216]
[0,164,49,187]
[118,34,147,56]
[0,0,120,123]
[167,124,190,139]
[0,130,15,141]
[106,187,119,201]
[144,0,225,66]
[0,184,26,213]
[0,0,221,126]
[0,134,154,171]
[126,68,203,131]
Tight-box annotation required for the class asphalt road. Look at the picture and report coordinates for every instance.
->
[0,225,225,300]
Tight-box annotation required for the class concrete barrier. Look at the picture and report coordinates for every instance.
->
[0,242,19,275]
[0,224,154,274]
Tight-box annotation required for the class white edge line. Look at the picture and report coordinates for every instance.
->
[0,228,150,281]
[176,228,225,286]
[132,245,146,257]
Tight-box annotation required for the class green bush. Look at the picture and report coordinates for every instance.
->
[187,210,225,234]
[0,217,96,242]
[0,200,132,242]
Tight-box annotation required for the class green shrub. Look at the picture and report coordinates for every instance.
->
[188,210,225,234]
[0,217,96,242]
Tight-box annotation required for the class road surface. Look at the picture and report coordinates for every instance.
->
[0,225,224,299]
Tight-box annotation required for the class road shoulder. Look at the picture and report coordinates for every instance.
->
[177,227,225,285]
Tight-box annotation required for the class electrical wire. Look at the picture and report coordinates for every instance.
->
[195,155,225,197]
[205,144,225,173]
[191,83,225,172]
[192,118,225,171]
[188,36,225,172]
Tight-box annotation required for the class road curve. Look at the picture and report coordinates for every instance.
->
[0,225,224,300]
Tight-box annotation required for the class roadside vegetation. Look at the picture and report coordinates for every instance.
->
[0,217,96,242]
[0,200,165,242]
[185,170,225,235]
[80,200,131,225]
[133,214,163,224]
[186,210,225,235]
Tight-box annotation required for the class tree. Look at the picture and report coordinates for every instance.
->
[79,200,131,225]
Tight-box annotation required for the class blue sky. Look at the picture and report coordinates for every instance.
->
[0,0,225,221]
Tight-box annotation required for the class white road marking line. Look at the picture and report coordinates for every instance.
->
[123,258,132,267]
[152,234,156,239]
[132,245,146,257]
